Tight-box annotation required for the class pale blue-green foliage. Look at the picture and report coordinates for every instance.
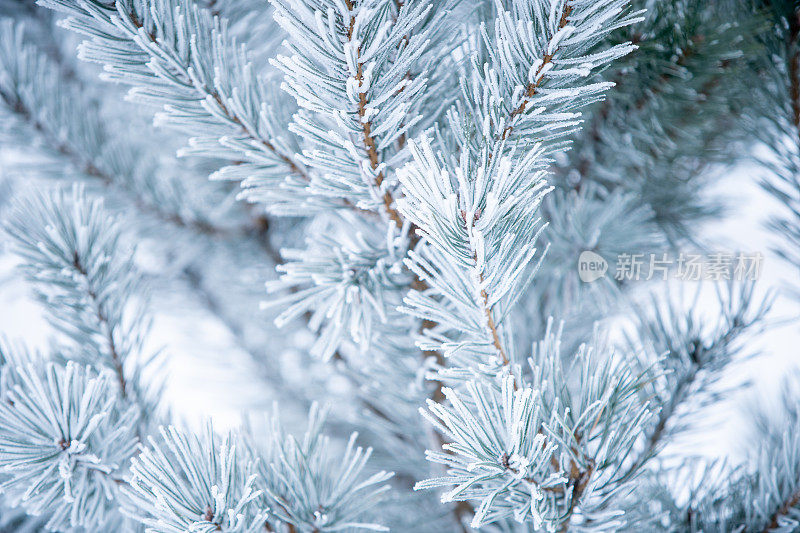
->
[620,458,742,532]
[740,426,800,532]
[340,319,434,476]
[526,323,653,526]
[734,375,800,532]
[0,184,393,532]
[270,0,461,212]
[416,377,565,529]
[251,404,394,532]
[126,425,268,533]
[37,0,313,215]
[396,0,644,392]
[259,0,465,375]
[398,137,549,373]
[750,2,800,290]
[209,0,285,68]
[262,0,465,375]
[0,361,138,531]
[417,323,653,531]
[4,186,154,406]
[125,406,394,533]
[0,15,311,410]
[0,343,79,532]
[0,18,234,236]
[536,186,662,316]
[630,377,800,532]
[623,282,771,470]
[559,0,762,241]
[5,0,791,531]
[0,188,150,531]
[263,213,413,360]
[452,0,644,157]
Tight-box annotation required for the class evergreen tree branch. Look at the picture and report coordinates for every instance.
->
[0,18,246,238]
[118,5,308,180]
[37,0,359,214]
[343,0,403,228]
[72,251,129,398]
[500,2,573,142]
[0,358,139,530]
[764,487,800,532]
[4,186,162,420]
[623,282,771,478]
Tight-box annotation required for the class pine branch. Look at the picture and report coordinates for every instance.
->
[500,2,573,141]
[622,282,771,478]
[7,2,778,531]
[750,2,800,284]
[126,424,270,532]
[4,186,159,413]
[344,0,402,227]
[0,19,246,238]
[764,487,800,533]
[0,360,139,531]
[398,2,648,527]
[0,18,322,412]
[71,251,129,398]
[37,0,354,214]
[555,0,761,239]
[122,7,306,181]
[267,4,461,475]
[249,404,394,532]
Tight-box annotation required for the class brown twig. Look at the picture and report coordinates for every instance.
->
[480,273,509,366]
[344,0,406,229]
[126,11,311,183]
[71,254,128,399]
[558,460,595,533]
[500,4,573,141]
[764,487,800,532]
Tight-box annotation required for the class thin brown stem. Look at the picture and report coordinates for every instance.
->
[126,11,311,185]
[558,461,595,533]
[71,254,128,399]
[480,275,509,366]
[763,487,800,532]
[501,3,573,141]
[344,0,406,229]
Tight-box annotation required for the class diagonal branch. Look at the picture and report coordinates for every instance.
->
[70,254,128,399]
[501,3,573,141]
[123,10,309,182]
